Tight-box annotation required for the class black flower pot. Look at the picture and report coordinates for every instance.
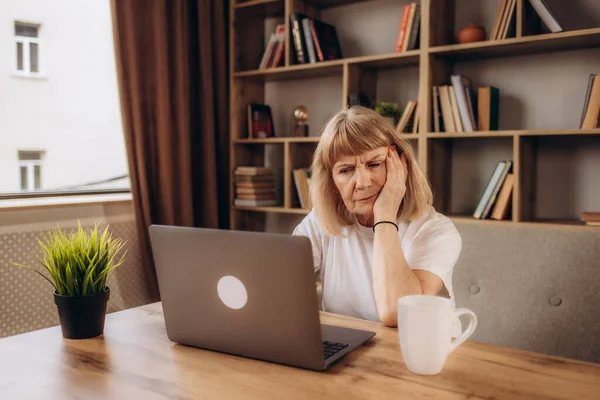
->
[53,287,110,339]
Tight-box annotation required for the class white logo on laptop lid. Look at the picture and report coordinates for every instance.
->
[217,276,248,310]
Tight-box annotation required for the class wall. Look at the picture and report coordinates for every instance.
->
[0,0,128,192]
[0,201,152,338]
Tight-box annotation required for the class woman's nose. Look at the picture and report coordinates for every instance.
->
[354,167,372,189]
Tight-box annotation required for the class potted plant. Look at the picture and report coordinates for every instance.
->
[374,101,402,126]
[13,222,126,339]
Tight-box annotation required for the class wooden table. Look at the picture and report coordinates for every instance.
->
[1,302,599,399]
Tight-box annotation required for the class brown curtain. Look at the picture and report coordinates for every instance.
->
[111,0,229,301]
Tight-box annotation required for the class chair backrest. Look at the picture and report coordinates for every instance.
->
[453,223,600,364]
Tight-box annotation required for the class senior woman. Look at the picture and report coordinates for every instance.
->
[293,106,462,334]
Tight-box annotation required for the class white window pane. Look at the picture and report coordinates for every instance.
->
[15,23,38,38]
[20,166,28,190]
[16,42,23,70]
[30,42,39,73]
[34,165,41,189]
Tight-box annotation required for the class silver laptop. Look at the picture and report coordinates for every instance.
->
[148,225,375,371]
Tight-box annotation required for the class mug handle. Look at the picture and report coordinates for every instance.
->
[448,308,478,354]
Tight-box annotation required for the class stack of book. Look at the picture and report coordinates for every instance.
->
[289,14,342,65]
[233,166,277,207]
[258,25,286,70]
[580,74,600,129]
[473,160,514,220]
[581,212,600,227]
[396,101,419,134]
[432,74,499,133]
[394,2,420,52]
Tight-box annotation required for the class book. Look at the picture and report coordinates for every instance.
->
[395,4,412,52]
[501,0,517,39]
[432,86,442,133]
[292,168,312,210]
[451,74,475,133]
[302,18,317,63]
[246,104,274,138]
[528,0,563,33]
[581,75,600,129]
[290,13,308,64]
[482,161,512,219]
[490,0,508,40]
[406,4,421,51]
[234,198,277,207]
[581,211,600,222]
[438,86,456,133]
[478,87,500,131]
[491,173,515,220]
[449,86,463,132]
[396,101,416,133]
[473,161,508,219]
[580,74,597,127]
[401,3,417,52]
[411,103,420,134]
[309,19,342,62]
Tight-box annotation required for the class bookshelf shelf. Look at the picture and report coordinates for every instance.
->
[234,0,284,17]
[233,51,420,81]
[234,137,321,144]
[230,0,600,232]
[429,28,600,61]
[301,0,379,10]
[427,129,600,139]
[233,206,309,215]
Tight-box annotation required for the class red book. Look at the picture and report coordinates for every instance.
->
[395,4,411,52]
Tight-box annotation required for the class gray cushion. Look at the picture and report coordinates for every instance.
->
[453,223,600,363]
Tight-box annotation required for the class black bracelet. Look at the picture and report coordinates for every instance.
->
[372,221,399,233]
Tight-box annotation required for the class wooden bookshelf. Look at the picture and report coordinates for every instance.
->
[229,0,600,232]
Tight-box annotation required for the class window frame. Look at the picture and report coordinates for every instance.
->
[18,159,42,191]
[14,21,41,77]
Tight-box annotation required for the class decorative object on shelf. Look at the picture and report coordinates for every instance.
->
[347,92,372,109]
[247,104,274,138]
[11,222,126,339]
[293,105,309,137]
[458,23,486,43]
[374,101,402,126]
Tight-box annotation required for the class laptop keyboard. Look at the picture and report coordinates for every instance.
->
[323,341,349,360]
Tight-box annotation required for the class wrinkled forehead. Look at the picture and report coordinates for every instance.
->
[326,130,389,169]
[333,147,388,167]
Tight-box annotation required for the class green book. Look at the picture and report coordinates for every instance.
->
[478,86,500,131]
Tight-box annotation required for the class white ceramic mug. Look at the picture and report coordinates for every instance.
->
[397,295,477,375]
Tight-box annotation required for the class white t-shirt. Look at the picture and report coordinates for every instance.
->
[293,206,463,337]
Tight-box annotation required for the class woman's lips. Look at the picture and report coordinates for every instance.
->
[355,193,377,202]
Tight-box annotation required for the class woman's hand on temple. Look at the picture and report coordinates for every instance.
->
[373,146,408,223]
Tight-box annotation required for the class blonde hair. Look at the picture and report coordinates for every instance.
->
[310,106,433,237]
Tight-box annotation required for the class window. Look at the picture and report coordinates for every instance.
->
[18,151,43,191]
[14,22,40,76]
[2,2,130,199]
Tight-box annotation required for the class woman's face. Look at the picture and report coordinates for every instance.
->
[331,146,388,217]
